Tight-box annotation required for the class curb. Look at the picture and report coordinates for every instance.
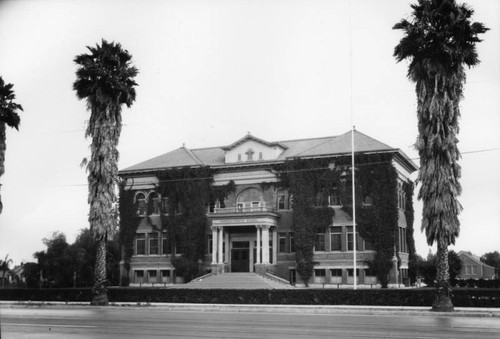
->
[1,301,499,317]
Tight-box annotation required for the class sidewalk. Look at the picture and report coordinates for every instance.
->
[1,301,499,317]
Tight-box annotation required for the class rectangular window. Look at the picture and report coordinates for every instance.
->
[161,232,169,255]
[208,235,213,254]
[135,270,144,283]
[277,194,286,210]
[330,269,342,277]
[347,269,360,277]
[149,233,159,255]
[472,266,478,274]
[162,197,169,214]
[315,228,326,252]
[314,269,326,277]
[330,226,342,251]
[278,233,286,253]
[136,234,146,255]
[289,233,295,253]
[150,196,160,214]
[329,188,341,206]
[347,229,359,251]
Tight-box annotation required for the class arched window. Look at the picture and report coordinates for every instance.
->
[149,192,160,214]
[135,193,146,215]
[237,188,264,210]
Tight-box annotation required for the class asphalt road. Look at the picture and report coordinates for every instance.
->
[2,306,500,338]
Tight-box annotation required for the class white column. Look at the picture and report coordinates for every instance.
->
[224,231,230,263]
[272,227,278,264]
[256,225,261,264]
[262,225,270,264]
[211,227,217,264]
[218,227,224,264]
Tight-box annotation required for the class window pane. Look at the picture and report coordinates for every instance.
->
[277,195,285,210]
[315,228,325,251]
[331,233,342,251]
[289,233,295,253]
[136,234,145,255]
[162,232,169,255]
[278,233,286,253]
[149,233,159,255]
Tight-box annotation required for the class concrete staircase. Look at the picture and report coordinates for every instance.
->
[182,273,294,289]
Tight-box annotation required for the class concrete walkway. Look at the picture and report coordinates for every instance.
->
[180,273,294,289]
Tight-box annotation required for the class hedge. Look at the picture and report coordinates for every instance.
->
[1,288,499,308]
[452,279,500,289]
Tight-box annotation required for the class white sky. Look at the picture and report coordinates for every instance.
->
[0,0,499,265]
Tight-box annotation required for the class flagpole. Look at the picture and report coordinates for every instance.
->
[351,126,357,290]
[347,0,357,290]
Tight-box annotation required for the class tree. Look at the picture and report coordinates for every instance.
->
[0,76,23,214]
[417,250,462,286]
[34,232,73,287]
[393,0,488,311]
[73,39,138,305]
[480,251,500,277]
[0,254,13,287]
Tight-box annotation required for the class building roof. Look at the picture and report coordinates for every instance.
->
[120,130,417,174]
[458,251,495,269]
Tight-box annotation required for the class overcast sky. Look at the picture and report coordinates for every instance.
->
[0,0,499,265]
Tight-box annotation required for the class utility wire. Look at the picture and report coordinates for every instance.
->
[52,146,500,187]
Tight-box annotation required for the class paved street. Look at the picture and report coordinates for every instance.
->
[2,305,500,338]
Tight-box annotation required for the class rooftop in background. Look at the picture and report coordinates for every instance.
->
[120,130,417,174]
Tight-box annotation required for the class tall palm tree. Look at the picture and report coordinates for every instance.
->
[73,39,138,305]
[0,77,23,214]
[393,0,487,311]
[1,254,13,288]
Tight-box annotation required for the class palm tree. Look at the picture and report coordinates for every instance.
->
[73,39,138,305]
[1,254,13,288]
[0,77,23,214]
[393,0,487,311]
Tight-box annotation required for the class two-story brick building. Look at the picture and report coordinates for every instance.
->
[118,130,417,286]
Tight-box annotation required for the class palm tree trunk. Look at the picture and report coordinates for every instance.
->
[91,239,108,305]
[0,122,6,214]
[432,239,454,311]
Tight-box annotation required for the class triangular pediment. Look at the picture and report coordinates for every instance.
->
[223,134,287,163]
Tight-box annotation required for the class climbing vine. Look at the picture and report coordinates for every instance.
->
[118,182,141,286]
[404,181,417,284]
[156,167,234,282]
[277,154,404,288]
[277,159,336,286]
[352,156,399,288]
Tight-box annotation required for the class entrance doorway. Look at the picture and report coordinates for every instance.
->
[231,241,250,272]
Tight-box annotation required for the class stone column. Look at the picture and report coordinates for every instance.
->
[218,226,224,264]
[272,227,278,264]
[262,225,270,264]
[211,227,217,264]
[224,231,230,263]
[256,225,261,264]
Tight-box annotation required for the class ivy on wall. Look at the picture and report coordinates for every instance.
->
[118,183,141,286]
[277,159,336,286]
[404,182,417,284]
[118,167,235,284]
[277,154,414,288]
[351,156,399,288]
